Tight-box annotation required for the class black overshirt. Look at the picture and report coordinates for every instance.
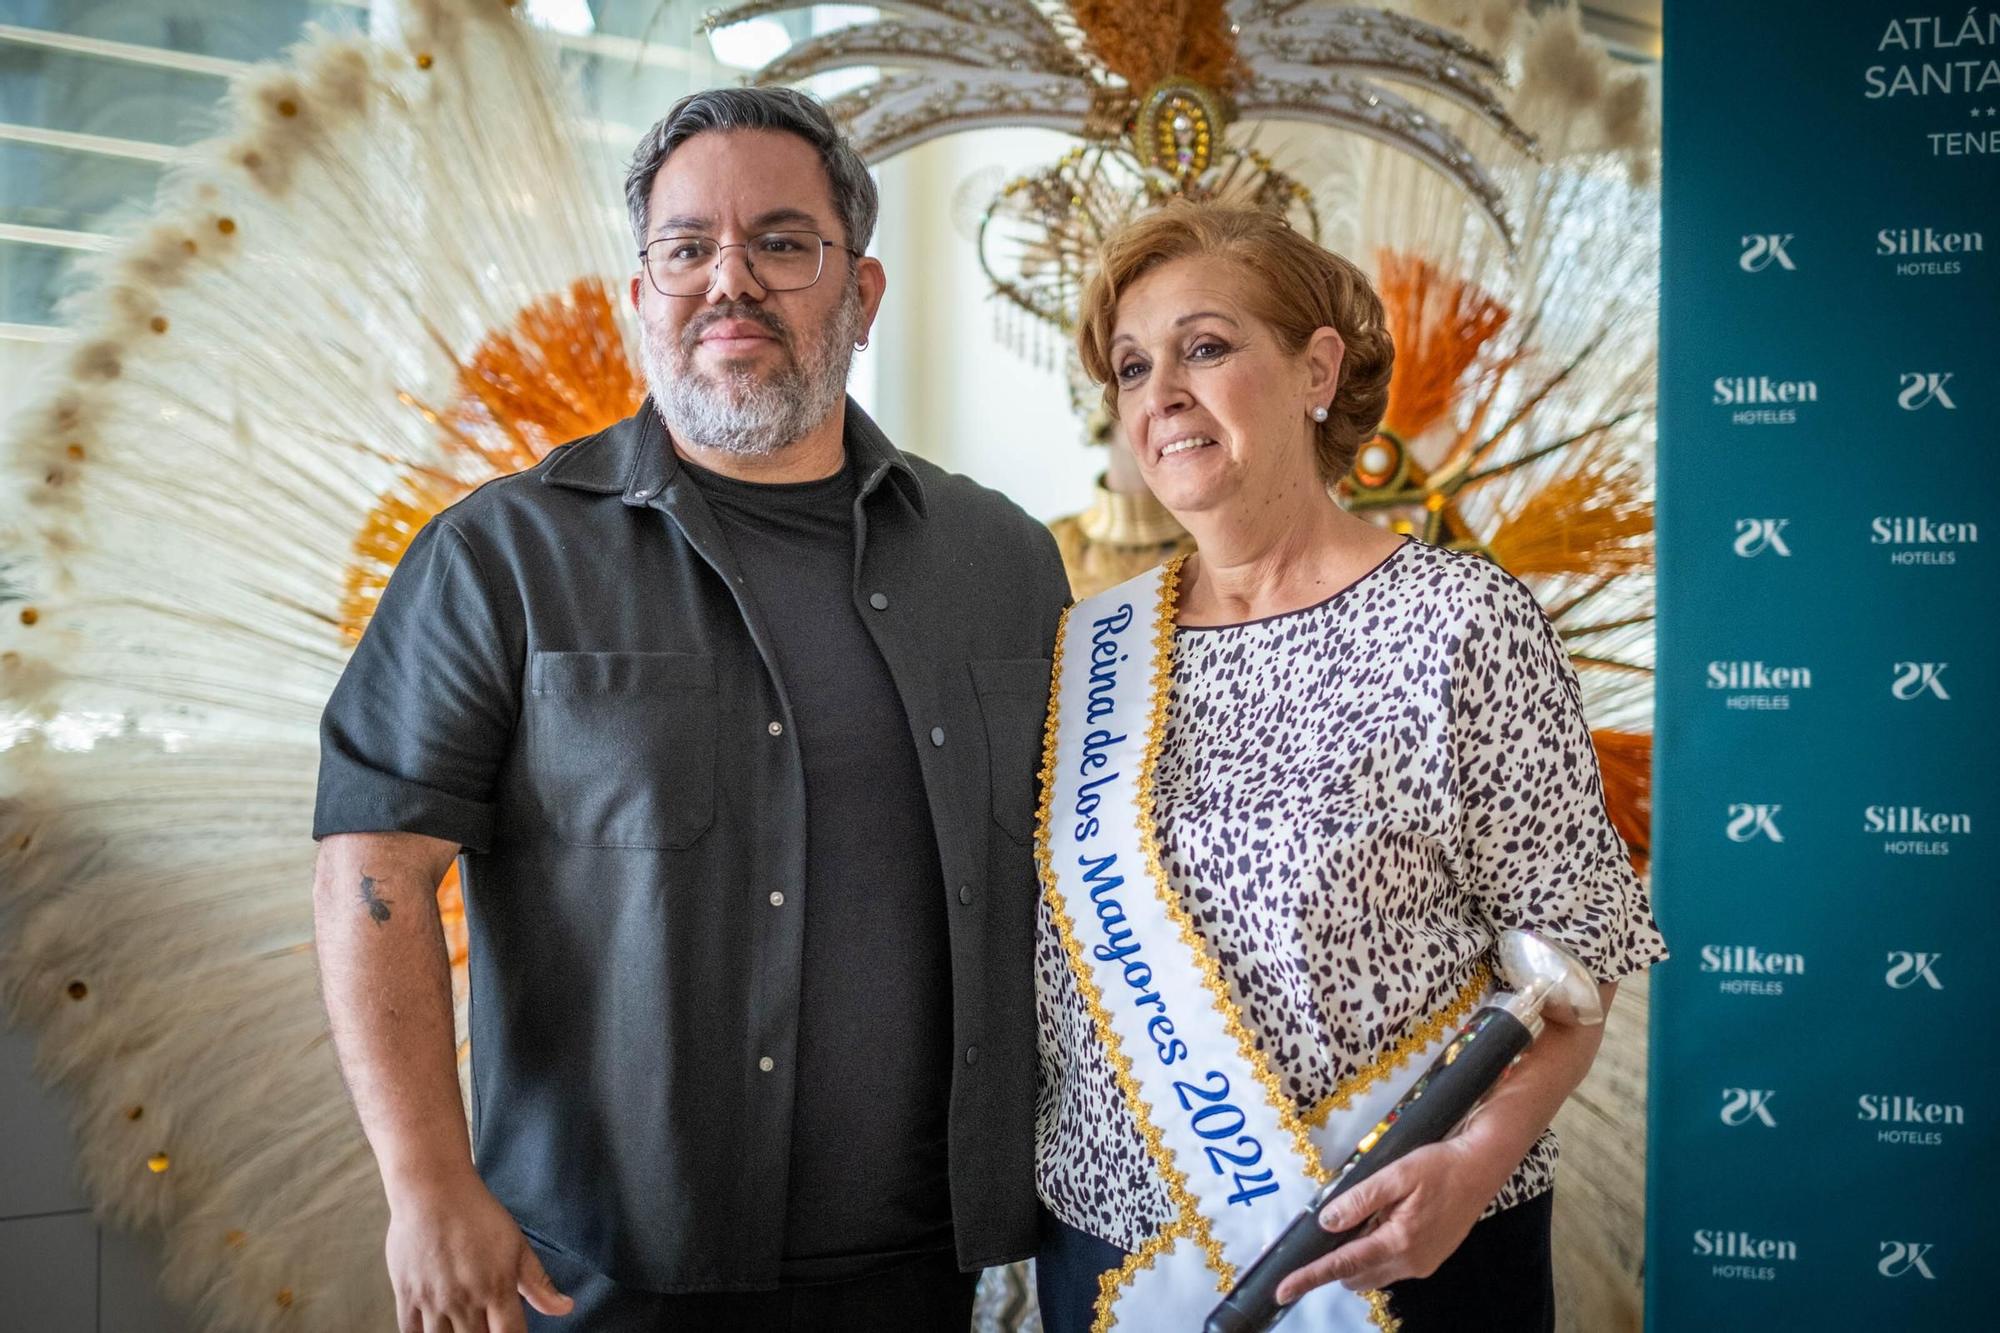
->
[313,399,1069,1291]
[680,455,954,1281]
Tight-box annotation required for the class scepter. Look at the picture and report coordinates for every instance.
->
[1206,930,1604,1333]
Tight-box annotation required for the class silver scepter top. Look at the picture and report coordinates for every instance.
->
[1494,930,1605,1039]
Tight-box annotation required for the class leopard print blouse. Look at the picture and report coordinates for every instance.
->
[1034,539,1668,1249]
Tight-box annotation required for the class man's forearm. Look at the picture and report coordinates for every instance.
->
[313,831,475,1199]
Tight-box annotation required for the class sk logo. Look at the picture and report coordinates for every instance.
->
[1891,662,1950,700]
[1878,1242,1937,1279]
[1732,518,1791,557]
[1719,1088,1779,1127]
[1739,234,1796,271]
[1885,952,1944,989]
[1726,804,1783,842]
[1897,372,1956,410]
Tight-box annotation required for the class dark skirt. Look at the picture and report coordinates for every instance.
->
[1036,1189,1555,1333]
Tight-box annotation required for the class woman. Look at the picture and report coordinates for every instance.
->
[1031,201,1666,1332]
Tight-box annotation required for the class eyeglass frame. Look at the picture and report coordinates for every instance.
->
[637,230,864,298]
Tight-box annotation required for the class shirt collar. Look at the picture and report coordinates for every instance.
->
[541,396,928,517]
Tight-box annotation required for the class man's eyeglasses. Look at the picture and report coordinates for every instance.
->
[638,231,861,297]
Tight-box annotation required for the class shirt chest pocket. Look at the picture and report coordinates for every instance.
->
[522,651,718,849]
[971,657,1054,846]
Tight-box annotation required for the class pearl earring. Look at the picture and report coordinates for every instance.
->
[1311,405,1329,422]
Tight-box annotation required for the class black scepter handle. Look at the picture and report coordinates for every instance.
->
[1203,1005,1535,1333]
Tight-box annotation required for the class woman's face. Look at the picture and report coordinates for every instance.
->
[1107,255,1341,519]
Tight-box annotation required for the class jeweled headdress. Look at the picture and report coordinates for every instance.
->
[705,1,1536,349]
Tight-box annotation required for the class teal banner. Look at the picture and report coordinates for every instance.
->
[1651,0,1999,1326]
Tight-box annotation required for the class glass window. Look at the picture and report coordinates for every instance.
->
[0,140,164,233]
[12,0,363,65]
[0,45,230,148]
[0,1,872,340]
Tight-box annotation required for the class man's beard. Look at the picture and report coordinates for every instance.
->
[642,281,862,457]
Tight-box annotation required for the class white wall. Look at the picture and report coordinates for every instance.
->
[866,129,1107,524]
[0,1028,190,1332]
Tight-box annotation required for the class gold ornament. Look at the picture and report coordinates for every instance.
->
[1132,78,1225,186]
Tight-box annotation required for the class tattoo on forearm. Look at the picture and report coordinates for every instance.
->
[359,873,393,925]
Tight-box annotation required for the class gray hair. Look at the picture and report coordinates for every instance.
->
[624,87,879,255]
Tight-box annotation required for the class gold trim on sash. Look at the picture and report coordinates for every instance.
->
[1130,558,1335,1198]
[1305,966,1492,1129]
[1036,558,1431,1332]
[1033,564,1226,1326]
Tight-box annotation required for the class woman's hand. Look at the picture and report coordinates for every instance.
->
[1272,1136,1513,1304]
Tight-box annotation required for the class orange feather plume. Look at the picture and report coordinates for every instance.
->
[1376,249,1514,444]
[338,277,643,643]
[1070,0,1240,94]
[1590,728,1652,871]
[1486,443,1654,578]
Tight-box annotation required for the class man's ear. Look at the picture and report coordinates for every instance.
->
[855,256,887,341]
[629,271,644,311]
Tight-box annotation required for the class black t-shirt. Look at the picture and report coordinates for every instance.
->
[683,452,955,1283]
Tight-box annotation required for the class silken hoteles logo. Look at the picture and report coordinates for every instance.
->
[1860,1093,1964,1152]
[1865,804,1971,856]
[1726,803,1784,842]
[1699,944,1805,996]
[1708,660,1812,711]
[1896,371,1957,410]
[1878,1242,1938,1280]
[1694,1228,1796,1283]
[1719,1087,1779,1127]
[1890,661,1950,700]
[1871,515,1979,566]
[1739,233,1797,271]
[1713,375,1818,426]
[1879,224,1983,277]
[1885,950,1944,990]
[1733,517,1792,557]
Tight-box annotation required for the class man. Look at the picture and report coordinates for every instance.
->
[312,87,1069,1332]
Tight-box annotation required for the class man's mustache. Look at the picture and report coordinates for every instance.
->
[679,302,792,356]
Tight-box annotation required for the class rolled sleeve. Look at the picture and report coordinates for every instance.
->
[314,517,520,852]
[1453,575,1667,982]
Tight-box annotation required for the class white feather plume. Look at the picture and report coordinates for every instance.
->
[1,3,626,1328]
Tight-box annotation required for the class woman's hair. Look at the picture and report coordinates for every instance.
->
[1075,201,1394,482]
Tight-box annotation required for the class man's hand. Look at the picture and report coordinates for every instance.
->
[386,1172,573,1333]
[316,834,568,1329]
[1272,1137,1508,1304]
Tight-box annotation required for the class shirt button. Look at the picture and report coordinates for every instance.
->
[769,891,785,907]
[869,592,890,610]
[767,720,783,736]
[758,1056,775,1073]
[958,884,973,905]
[964,1046,979,1067]
[632,486,653,500]
[930,726,946,747]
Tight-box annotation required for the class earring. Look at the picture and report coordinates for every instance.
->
[1311,405,1329,422]
[855,336,870,351]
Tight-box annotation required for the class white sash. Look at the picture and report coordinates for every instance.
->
[1036,559,1489,1333]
